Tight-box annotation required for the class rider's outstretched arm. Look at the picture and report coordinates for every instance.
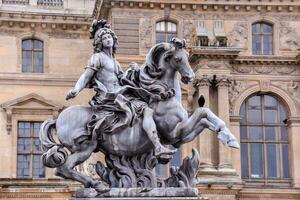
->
[73,68,95,93]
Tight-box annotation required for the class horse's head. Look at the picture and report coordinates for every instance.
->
[144,38,195,85]
[164,38,195,84]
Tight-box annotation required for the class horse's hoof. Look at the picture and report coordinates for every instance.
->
[228,140,240,149]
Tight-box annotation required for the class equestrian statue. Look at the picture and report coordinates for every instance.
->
[39,20,239,198]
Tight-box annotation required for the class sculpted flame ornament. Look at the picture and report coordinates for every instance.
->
[39,20,240,198]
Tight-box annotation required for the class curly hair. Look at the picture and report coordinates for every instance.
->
[89,20,118,55]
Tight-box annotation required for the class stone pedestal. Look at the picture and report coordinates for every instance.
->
[70,197,207,200]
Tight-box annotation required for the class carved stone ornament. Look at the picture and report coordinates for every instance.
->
[272,80,300,104]
[280,22,300,51]
[232,65,298,75]
[39,20,240,198]
[227,22,248,48]
[228,80,257,114]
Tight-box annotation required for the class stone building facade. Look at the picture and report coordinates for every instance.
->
[1,0,300,199]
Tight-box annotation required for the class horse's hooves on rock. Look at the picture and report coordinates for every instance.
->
[198,95,205,107]
[76,188,98,198]
[94,181,110,193]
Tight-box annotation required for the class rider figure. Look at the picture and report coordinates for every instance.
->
[66,20,175,158]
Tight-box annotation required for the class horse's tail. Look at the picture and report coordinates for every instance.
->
[39,119,68,168]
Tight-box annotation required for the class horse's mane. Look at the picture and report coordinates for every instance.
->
[138,43,175,100]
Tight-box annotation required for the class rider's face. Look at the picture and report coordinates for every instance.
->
[102,33,114,48]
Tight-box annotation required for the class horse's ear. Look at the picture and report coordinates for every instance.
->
[182,39,186,48]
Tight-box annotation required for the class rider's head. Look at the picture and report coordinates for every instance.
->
[90,20,118,55]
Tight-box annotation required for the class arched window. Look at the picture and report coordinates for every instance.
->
[252,22,273,55]
[240,94,290,183]
[156,21,177,44]
[22,39,44,73]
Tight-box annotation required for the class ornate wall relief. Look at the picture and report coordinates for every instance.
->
[228,80,257,114]
[227,22,248,48]
[182,19,195,47]
[232,65,298,75]
[280,22,300,51]
[272,80,300,104]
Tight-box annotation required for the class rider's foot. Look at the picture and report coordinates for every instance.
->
[154,144,177,157]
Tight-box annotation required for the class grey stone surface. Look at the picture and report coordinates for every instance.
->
[39,20,239,198]
[70,197,207,200]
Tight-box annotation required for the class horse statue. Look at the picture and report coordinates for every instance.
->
[39,37,239,197]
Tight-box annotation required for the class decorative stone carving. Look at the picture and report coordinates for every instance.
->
[228,80,257,114]
[182,19,195,47]
[260,80,271,92]
[280,22,300,51]
[273,80,300,104]
[232,65,298,75]
[227,22,248,48]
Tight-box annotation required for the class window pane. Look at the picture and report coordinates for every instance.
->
[282,144,290,178]
[22,51,32,72]
[32,155,45,178]
[240,126,247,140]
[34,40,43,50]
[267,144,279,178]
[18,138,31,153]
[248,96,261,108]
[240,102,246,125]
[249,126,263,140]
[17,155,30,177]
[248,110,262,124]
[22,40,32,50]
[279,104,287,124]
[241,143,248,178]
[265,126,276,141]
[18,127,30,138]
[33,122,41,137]
[264,96,277,109]
[252,23,260,33]
[33,51,44,73]
[263,35,273,55]
[263,24,272,33]
[252,35,262,55]
[156,22,165,32]
[264,110,277,124]
[156,33,165,44]
[281,126,288,141]
[33,138,42,153]
[250,143,264,178]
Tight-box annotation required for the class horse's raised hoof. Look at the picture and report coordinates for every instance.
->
[228,140,240,149]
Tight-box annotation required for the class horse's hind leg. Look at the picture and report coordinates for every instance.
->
[55,139,100,188]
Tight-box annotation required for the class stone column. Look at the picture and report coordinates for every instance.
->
[288,118,300,187]
[217,76,235,172]
[194,75,215,172]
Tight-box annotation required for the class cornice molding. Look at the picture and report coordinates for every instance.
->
[189,47,241,62]
[0,11,93,31]
[93,0,300,19]
[232,55,300,65]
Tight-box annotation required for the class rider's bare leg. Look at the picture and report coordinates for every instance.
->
[142,107,176,156]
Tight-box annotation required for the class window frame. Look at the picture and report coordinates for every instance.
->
[22,39,44,73]
[155,20,177,44]
[17,121,45,178]
[251,22,273,56]
[240,93,291,186]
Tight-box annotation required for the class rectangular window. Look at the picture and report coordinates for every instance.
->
[17,121,45,178]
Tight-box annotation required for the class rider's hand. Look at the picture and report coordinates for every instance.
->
[66,89,78,100]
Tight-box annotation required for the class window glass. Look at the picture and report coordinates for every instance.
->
[240,94,289,183]
[156,21,177,43]
[22,39,44,73]
[252,22,273,55]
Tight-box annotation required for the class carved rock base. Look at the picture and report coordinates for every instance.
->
[75,187,200,198]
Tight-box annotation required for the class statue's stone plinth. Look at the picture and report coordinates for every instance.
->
[74,187,201,198]
[71,197,207,200]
